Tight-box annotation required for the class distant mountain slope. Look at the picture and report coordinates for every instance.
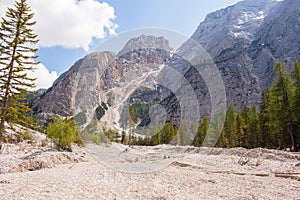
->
[189,0,300,109]
[191,0,279,57]
[32,35,172,130]
[32,0,300,132]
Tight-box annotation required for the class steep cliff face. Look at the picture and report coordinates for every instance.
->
[191,0,278,57]
[33,52,115,120]
[32,0,300,132]
[189,0,300,109]
[32,36,172,130]
[250,0,300,88]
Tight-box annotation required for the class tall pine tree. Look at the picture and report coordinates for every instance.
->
[235,114,246,147]
[292,61,300,148]
[259,88,275,148]
[0,0,38,140]
[223,103,237,148]
[247,104,261,148]
[193,116,209,147]
[268,62,297,151]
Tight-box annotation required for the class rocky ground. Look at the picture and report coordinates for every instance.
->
[0,133,299,199]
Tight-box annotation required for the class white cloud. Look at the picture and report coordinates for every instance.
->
[0,0,117,51]
[27,63,58,90]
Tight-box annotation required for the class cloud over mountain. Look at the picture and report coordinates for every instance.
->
[27,63,58,90]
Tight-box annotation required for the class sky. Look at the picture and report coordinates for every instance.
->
[0,0,242,89]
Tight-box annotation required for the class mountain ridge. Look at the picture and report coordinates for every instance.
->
[32,0,300,132]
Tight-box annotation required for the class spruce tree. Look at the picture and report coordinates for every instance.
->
[241,106,251,147]
[223,103,237,147]
[259,88,274,148]
[179,120,191,146]
[269,62,297,151]
[0,0,38,140]
[193,116,209,147]
[248,104,261,148]
[292,61,300,148]
[235,114,246,147]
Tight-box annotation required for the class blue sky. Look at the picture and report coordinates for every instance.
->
[0,0,242,89]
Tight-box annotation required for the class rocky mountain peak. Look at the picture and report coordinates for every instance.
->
[192,0,279,57]
[118,35,172,57]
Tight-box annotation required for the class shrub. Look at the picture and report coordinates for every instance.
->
[46,116,83,151]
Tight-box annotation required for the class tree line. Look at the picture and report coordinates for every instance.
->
[123,61,300,152]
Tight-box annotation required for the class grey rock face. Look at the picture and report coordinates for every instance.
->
[32,52,116,123]
[190,0,300,109]
[118,34,173,57]
[250,0,300,87]
[192,0,278,57]
[32,35,172,129]
[32,0,300,131]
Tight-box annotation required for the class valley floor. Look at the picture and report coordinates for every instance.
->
[0,143,299,200]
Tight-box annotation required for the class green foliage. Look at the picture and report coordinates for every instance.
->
[267,62,297,151]
[131,100,152,126]
[129,104,137,124]
[259,88,275,148]
[150,122,163,145]
[223,103,237,148]
[103,128,120,143]
[46,116,83,151]
[193,116,209,147]
[160,120,176,144]
[0,0,39,140]
[235,114,246,147]
[178,120,191,146]
[292,61,300,146]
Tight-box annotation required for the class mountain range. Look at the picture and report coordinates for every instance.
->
[32,0,300,133]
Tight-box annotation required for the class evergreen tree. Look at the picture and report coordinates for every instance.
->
[172,127,180,145]
[292,61,300,148]
[179,119,191,146]
[259,88,275,148]
[223,103,237,147]
[216,129,226,148]
[150,122,163,145]
[0,0,38,140]
[241,106,251,147]
[268,62,297,151]
[248,104,261,148]
[235,114,246,147]
[193,116,209,147]
[129,104,137,124]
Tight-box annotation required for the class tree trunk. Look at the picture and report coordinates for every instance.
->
[0,119,4,141]
[287,125,298,152]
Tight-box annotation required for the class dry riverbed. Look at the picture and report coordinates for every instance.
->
[0,141,299,200]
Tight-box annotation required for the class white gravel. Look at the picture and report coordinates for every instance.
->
[0,143,299,200]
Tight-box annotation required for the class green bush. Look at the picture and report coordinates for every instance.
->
[46,116,83,151]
